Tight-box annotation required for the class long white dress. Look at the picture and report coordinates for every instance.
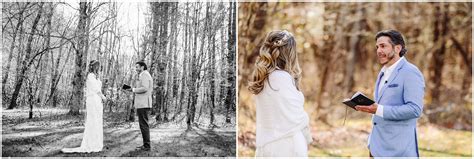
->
[62,73,104,153]
[255,70,312,157]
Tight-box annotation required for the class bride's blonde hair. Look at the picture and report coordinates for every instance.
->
[248,30,302,94]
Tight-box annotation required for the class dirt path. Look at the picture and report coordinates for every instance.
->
[2,109,236,157]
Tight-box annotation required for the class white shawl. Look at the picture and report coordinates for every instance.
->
[255,70,311,147]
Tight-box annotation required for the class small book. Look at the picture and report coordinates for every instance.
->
[122,84,131,90]
[342,91,375,110]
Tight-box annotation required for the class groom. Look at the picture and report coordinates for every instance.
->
[355,30,425,157]
[126,61,153,151]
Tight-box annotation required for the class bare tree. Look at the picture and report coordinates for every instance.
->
[225,1,236,123]
[69,2,90,115]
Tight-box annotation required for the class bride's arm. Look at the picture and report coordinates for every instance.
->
[86,73,106,100]
[269,71,313,144]
[97,89,106,100]
[96,79,106,100]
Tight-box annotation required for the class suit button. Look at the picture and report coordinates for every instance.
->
[374,122,377,125]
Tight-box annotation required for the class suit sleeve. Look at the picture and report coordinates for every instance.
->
[383,69,425,120]
[133,73,150,94]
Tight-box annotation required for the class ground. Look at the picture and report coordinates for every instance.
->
[2,108,236,157]
[238,117,472,157]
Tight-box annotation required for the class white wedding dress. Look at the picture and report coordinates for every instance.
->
[62,73,104,153]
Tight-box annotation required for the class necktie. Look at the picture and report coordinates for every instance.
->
[378,72,384,83]
[378,72,385,94]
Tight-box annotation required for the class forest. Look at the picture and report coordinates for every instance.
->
[2,2,236,157]
[238,2,472,157]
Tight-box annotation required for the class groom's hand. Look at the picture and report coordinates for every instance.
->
[101,95,107,101]
[355,103,378,114]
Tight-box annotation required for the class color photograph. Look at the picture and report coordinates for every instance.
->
[238,2,471,157]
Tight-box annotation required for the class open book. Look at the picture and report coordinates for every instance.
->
[122,84,131,90]
[342,91,375,110]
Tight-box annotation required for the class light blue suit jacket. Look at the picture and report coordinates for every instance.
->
[369,58,425,157]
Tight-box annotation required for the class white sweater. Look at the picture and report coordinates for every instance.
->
[255,70,311,147]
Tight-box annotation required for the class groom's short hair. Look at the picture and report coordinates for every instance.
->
[136,61,147,70]
[375,29,407,57]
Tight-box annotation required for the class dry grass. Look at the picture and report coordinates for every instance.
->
[238,115,472,157]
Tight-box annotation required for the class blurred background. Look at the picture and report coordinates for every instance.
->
[238,2,472,157]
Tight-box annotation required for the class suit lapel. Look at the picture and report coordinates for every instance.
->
[378,58,407,101]
[375,71,383,102]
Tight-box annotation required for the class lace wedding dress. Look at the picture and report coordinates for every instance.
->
[62,73,104,153]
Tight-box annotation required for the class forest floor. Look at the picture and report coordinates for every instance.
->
[2,108,236,157]
[238,116,472,157]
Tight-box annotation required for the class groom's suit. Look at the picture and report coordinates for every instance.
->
[133,70,153,109]
[132,70,153,149]
[369,58,425,157]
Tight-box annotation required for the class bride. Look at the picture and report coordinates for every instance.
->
[62,60,106,153]
[248,30,312,157]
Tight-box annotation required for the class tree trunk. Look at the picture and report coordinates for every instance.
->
[165,2,178,122]
[150,2,159,115]
[312,3,343,126]
[154,2,170,122]
[176,3,190,120]
[38,3,55,107]
[219,11,227,109]
[187,3,201,129]
[47,43,71,107]
[344,3,364,93]
[171,3,180,119]
[69,2,90,115]
[429,3,449,106]
[209,4,216,126]
[225,1,236,123]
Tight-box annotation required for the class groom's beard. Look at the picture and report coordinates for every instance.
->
[381,50,396,66]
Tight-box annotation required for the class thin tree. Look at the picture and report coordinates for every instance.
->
[8,3,44,109]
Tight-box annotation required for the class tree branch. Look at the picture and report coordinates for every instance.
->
[450,36,471,74]
[27,40,70,67]
[88,14,117,33]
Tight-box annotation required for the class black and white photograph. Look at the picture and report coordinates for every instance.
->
[2,1,236,157]
[3,0,473,158]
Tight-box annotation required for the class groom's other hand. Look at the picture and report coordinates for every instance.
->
[100,95,107,101]
[355,103,378,114]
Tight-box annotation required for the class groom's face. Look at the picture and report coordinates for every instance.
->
[135,64,143,73]
[376,36,399,66]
